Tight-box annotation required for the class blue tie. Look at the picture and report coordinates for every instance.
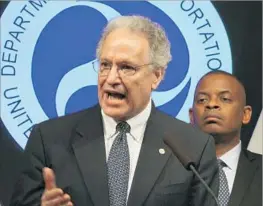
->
[107,121,131,206]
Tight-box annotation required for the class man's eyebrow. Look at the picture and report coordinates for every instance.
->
[218,90,232,95]
[100,58,111,62]
[196,90,232,95]
[100,58,135,65]
[196,91,208,96]
[118,60,134,64]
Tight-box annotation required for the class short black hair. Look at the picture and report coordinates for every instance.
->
[195,70,247,105]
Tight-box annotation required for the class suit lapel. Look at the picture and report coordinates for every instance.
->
[228,150,258,206]
[127,107,171,206]
[72,105,109,206]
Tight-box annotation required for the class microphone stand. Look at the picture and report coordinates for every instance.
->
[189,164,220,206]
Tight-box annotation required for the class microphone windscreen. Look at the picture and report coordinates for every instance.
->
[163,136,195,170]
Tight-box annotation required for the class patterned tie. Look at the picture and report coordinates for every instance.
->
[107,121,131,206]
[218,159,230,206]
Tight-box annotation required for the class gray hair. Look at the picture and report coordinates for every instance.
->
[96,15,172,71]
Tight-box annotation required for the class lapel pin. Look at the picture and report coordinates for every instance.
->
[159,148,165,155]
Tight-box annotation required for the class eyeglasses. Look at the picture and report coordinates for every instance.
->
[92,59,152,77]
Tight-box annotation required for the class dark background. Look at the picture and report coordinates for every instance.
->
[0,1,262,205]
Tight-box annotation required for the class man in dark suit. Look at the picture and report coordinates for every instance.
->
[189,71,262,206]
[10,15,219,206]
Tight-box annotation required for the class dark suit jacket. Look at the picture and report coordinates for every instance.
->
[228,149,262,206]
[10,104,219,206]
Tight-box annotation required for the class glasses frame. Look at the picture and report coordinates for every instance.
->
[92,59,153,77]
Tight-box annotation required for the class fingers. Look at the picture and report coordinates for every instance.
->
[43,167,57,190]
[60,194,72,205]
[42,188,63,201]
[41,167,73,206]
[42,193,73,206]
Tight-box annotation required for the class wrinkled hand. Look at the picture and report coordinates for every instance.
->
[41,167,73,206]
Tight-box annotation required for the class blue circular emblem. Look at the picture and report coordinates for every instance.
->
[1,1,232,149]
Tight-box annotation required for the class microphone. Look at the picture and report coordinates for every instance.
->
[163,137,219,206]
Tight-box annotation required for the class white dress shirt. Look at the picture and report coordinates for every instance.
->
[218,141,241,193]
[101,100,152,197]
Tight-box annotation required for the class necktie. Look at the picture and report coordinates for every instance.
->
[107,121,131,206]
[218,159,230,206]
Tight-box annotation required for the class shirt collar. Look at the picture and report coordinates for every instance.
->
[101,100,152,141]
[219,141,241,171]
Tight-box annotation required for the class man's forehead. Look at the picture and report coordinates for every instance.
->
[195,73,245,97]
[101,31,150,64]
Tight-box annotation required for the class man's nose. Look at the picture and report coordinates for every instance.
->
[205,99,220,110]
[105,65,121,85]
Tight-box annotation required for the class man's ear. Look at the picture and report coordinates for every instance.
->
[189,108,194,124]
[151,68,164,90]
[242,105,252,125]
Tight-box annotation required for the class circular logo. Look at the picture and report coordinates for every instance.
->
[0,0,232,149]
